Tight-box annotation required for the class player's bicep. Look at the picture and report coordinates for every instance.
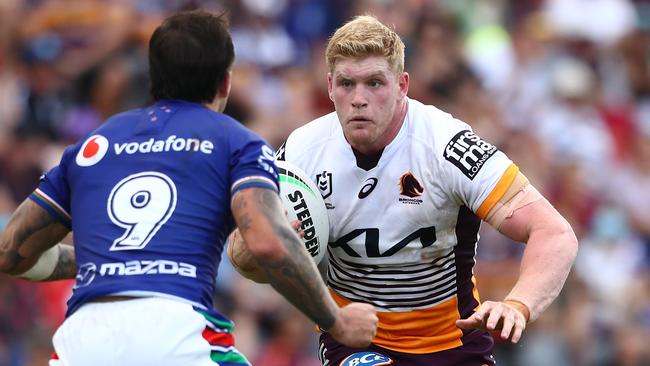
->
[0,199,70,274]
[497,195,558,243]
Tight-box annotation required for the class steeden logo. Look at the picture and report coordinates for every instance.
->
[76,135,109,167]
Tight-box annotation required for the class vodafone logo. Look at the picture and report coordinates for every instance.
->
[76,135,109,167]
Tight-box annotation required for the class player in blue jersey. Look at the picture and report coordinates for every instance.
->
[0,10,377,366]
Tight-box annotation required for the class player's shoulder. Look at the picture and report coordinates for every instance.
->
[289,112,338,143]
[279,111,339,159]
[101,108,143,129]
[407,98,473,152]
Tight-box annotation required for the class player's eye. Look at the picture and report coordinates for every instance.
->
[367,80,382,88]
[340,79,353,88]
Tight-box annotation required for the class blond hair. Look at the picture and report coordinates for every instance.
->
[326,15,405,74]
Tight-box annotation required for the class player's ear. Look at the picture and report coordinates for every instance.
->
[217,70,232,99]
[327,73,334,102]
[398,72,409,100]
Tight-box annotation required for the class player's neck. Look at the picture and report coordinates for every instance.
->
[204,97,228,113]
[352,147,384,171]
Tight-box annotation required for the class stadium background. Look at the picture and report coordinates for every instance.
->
[1,0,649,365]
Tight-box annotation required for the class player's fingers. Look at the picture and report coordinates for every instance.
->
[475,301,499,324]
[455,318,481,329]
[470,304,489,322]
[510,316,526,343]
[456,309,488,329]
[485,306,504,330]
[457,301,505,330]
[289,220,305,237]
[500,311,515,340]
[229,229,239,241]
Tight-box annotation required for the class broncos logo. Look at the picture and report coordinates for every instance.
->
[399,172,424,198]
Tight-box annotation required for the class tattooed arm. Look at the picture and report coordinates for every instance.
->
[0,199,75,281]
[231,187,377,348]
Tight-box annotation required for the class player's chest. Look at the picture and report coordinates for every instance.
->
[305,155,460,260]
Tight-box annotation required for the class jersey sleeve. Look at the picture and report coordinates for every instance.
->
[275,130,300,163]
[440,127,518,219]
[230,131,279,196]
[29,146,75,229]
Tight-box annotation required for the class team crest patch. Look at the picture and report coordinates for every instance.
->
[339,352,393,366]
[444,130,497,180]
[399,172,423,198]
[399,172,423,205]
[76,135,109,167]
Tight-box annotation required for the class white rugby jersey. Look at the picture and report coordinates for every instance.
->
[277,98,518,353]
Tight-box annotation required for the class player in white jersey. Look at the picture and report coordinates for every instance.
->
[229,15,578,366]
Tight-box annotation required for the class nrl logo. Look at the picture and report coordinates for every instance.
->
[315,171,332,199]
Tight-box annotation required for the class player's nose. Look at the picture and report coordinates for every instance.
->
[351,85,368,108]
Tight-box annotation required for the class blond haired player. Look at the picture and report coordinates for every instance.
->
[230,15,578,366]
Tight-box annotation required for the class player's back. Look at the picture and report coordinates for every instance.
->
[34,100,277,316]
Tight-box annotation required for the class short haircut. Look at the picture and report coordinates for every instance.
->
[149,10,234,103]
[326,15,405,74]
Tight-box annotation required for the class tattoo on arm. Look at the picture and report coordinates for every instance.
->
[0,199,70,275]
[45,244,77,281]
[251,188,337,330]
[232,193,252,233]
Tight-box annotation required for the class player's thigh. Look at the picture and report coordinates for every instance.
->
[52,297,250,366]
[319,332,394,366]
[319,331,496,366]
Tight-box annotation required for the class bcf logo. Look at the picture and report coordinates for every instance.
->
[339,351,393,366]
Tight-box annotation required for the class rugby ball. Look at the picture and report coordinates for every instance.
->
[276,160,328,264]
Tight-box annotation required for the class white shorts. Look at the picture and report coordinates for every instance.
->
[49,297,250,366]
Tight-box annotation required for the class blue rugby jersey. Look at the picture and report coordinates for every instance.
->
[30,100,279,317]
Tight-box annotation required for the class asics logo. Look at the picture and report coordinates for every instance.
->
[358,178,378,199]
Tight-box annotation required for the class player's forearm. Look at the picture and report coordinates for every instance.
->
[0,199,70,276]
[506,218,577,321]
[232,187,339,330]
[13,243,76,281]
[43,244,76,281]
[256,223,338,330]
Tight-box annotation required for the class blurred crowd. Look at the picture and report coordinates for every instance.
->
[1,0,649,365]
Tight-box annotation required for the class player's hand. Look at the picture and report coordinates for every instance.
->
[455,300,528,343]
[227,229,269,283]
[228,220,304,283]
[327,302,378,348]
[290,219,305,238]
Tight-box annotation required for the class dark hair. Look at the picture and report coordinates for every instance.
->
[149,10,234,103]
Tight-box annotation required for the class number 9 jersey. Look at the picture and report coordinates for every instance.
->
[30,100,279,317]
[277,98,518,354]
